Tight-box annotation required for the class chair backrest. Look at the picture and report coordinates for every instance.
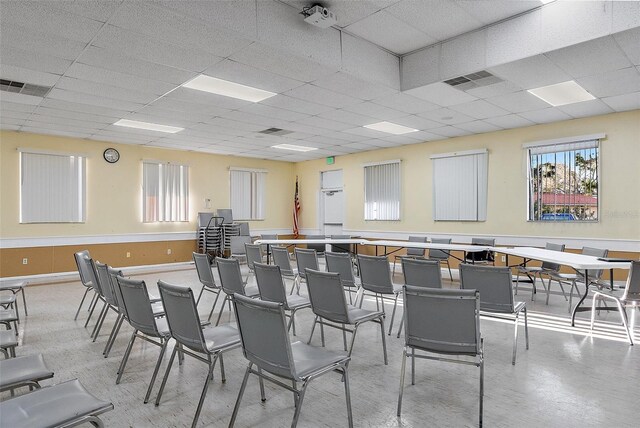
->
[230,235,252,255]
[541,242,565,271]
[325,252,356,287]
[428,238,452,260]
[272,246,295,276]
[116,277,159,336]
[357,254,394,293]
[254,263,287,305]
[83,257,102,296]
[330,235,351,253]
[295,248,319,279]
[233,293,295,380]
[582,246,609,279]
[466,237,496,262]
[216,258,246,295]
[94,261,118,307]
[403,286,481,356]
[157,281,208,354]
[459,264,514,313]
[193,252,217,290]
[108,267,125,315]
[260,234,278,253]
[406,236,427,257]
[402,258,442,288]
[245,244,263,271]
[74,250,92,287]
[216,208,233,224]
[622,260,640,303]
[305,235,327,254]
[238,222,250,236]
[305,269,349,324]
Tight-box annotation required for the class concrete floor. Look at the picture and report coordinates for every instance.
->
[2,264,638,427]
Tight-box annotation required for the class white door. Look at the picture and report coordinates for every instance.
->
[321,170,344,236]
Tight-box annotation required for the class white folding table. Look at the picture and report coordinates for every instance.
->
[363,240,493,263]
[254,238,368,262]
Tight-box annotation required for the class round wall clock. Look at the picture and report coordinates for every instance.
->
[103,148,120,163]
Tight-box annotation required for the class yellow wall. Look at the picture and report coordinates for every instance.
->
[294,110,640,242]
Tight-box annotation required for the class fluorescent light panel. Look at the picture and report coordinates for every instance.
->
[113,119,183,133]
[527,80,595,106]
[272,144,317,152]
[183,75,276,102]
[364,121,418,135]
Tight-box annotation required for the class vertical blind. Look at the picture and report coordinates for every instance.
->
[230,169,266,220]
[432,150,488,221]
[20,150,85,223]
[143,161,189,222]
[364,160,401,221]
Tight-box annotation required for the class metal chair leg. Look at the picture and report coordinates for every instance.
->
[291,380,309,428]
[229,364,252,427]
[307,316,318,344]
[524,308,529,350]
[396,317,404,339]
[387,293,399,335]
[512,316,519,365]
[343,364,353,428]
[155,345,178,406]
[191,356,217,428]
[104,314,124,357]
[347,324,359,357]
[74,288,91,320]
[206,291,221,322]
[116,331,137,383]
[479,347,484,427]
[215,295,229,326]
[397,347,407,416]
[411,347,416,385]
[380,317,388,364]
[144,340,168,403]
[20,287,28,317]
[84,295,100,328]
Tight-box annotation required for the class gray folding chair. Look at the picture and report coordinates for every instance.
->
[238,222,250,236]
[254,263,311,336]
[0,329,18,358]
[306,269,387,364]
[229,294,353,428]
[305,234,327,256]
[0,308,18,336]
[325,251,361,304]
[515,242,565,302]
[230,235,252,263]
[591,260,640,345]
[115,277,171,403]
[245,243,263,282]
[460,264,529,365]
[155,281,241,428]
[397,286,483,427]
[544,246,608,312]
[0,292,18,324]
[89,260,121,343]
[429,238,453,281]
[272,246,298,285]
[292,248,319,295]
[260,233,278,258]
[330,235,351,253]
[80,256,105,332]
[73,250,95,320]
[465,237,496,265]
[215,258,259,326]
[193,252,223,321]
[393,236,427,275]
[0,378,113,428]
[357,254,403,335]
[0,354,53,396]
[396,258,443,338]
[0,281,28,319]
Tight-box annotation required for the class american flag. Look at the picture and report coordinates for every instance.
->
[293,176,301,237]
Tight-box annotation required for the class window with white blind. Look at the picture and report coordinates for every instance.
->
[230,168,266,220]
[432,149,488,221]
[525,134,601,221]
[364,160,401,221]
[20,149,86,223]
[143,161,189,222]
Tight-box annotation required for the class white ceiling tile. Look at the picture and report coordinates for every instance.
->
[284,84,362,108]
[401,44,441,91]
[341,33,400,90]
[322,131,370,142]
[281,0,399,28]
[47,88,144,112]
[486,9,542,66]
[55,77,159,105]
[612,0,640,33]
[47,0,122,23]
[577,67,640,98]
[410,131,445,142]
[311,72,396,101]
[345,11,436,55]
[203,59,305,94]
[102,124,175,138]
[91,130,158,143]
[121,113,197,130]
[489,55,572,90]
[0,91,43,106]
[464,81,522,99]
[237,103,310,122]
[391,115,442,131]
[371,93,440,115]
[280,122,325,136]
[418,108,475,125]
[484,114,535,129]
[39,99,131,118]
[601,91,640,112]
[0,124,21,131]
[0,101,37,114]
[449,100,510,120]
[24,120,97,134]
[65,63,176,96]
[22,126,93,139]
[1,117,27,126]
[1,110,32,120]
[295,116,352,132]
[260,95,335,115]
[317,109,378,127]
[0,65,60,87]
[519,108,573,124]
[557,99,614,119]
[546,36,633,79]
[541,1,612,52]
[206,117,266,133]
[613,27,640,66]
[33,106,118,124]
[0,23,87,60]
[454,1,541,25]
[342,126,390,138]
[27,114,108,130]
[165,87,252,110]
[430,126,472,138]
[0,47,72,75]
[440,30,487,79]
[342,102,407,120]
[368,138,402,148]
[147,97,230,118]
[341,141,380,151]
[220,111,289,129]
[455,120,502,134]
[324,145,356,154]
[404,82,477,107]
[486,91,550,113]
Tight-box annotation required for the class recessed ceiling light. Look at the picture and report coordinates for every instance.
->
[113,119,184,133]
[182,75,276,102]
[272,144,318,152]
[363,121,418,135]
[527,80,595,106]
[539,0,556,4]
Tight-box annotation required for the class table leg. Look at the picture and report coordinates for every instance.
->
[266,244,271,264]
[571,270,589,327]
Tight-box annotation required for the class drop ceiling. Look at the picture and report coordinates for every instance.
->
[0,0,639,162]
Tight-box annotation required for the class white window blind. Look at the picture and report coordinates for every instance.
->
[364,160,401,221]
[20,150,86,223]
[432,150,488,221]
[230,168,266,220]
[143,161,189,222]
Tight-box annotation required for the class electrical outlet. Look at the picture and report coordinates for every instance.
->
[167,248,172,255]
[501,256,506,262]
[22,258,28,265]
[126,252,131,258]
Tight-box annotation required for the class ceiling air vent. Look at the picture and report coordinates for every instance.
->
[443,70,502,91]
[258,127,293,136]
[0,79,52,97]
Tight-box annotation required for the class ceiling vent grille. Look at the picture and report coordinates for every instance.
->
[444,70,502,91]
[258,127,293,136]
[0,79,52,97]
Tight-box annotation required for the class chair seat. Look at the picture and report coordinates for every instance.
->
[0,309,17,322]
[346,306,383,324]
[0,295,17,305]
[0,329,18,348]
[342,277,361,288]
[547,272,579,282]
[290,341,348,379]
[286,294,310,310]
[0,282,26,291]
[282,268,298,277]
[153,317,171,338]
[244,285,260,298]
[203,324,241,353]
[517,266,543,273]
[0,354,53,390]
[0,378,113,428]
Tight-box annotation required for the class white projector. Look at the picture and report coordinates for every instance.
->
[303,5,337,29]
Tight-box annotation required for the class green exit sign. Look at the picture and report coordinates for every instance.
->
[326,156,335,165]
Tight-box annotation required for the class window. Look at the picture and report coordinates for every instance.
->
[20,149,86,223]
[143,161,189,222]
[431,149,488,221]
[230,168,266,220]
[364,160,400,220]
[526,134,600,221]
